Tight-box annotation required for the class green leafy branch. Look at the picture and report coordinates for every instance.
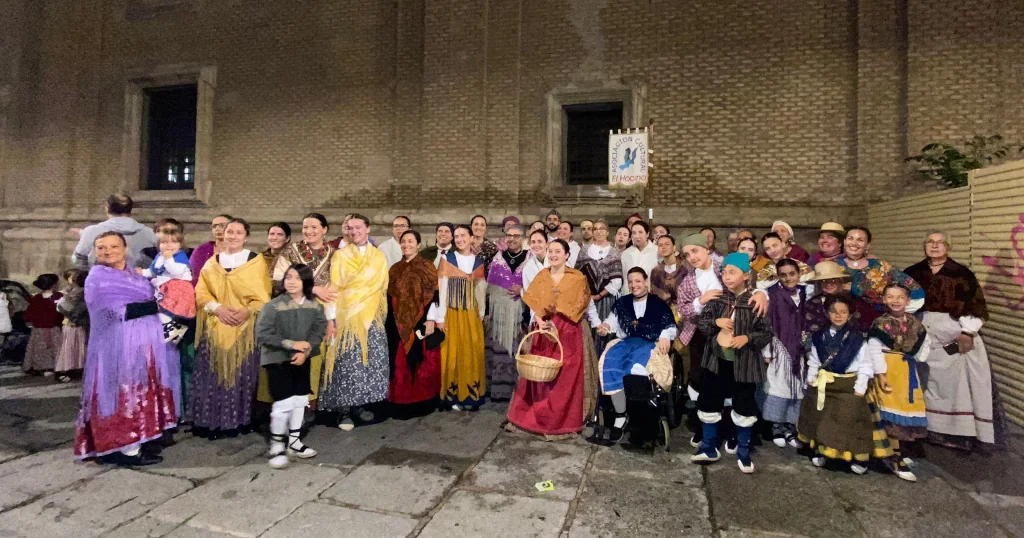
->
[906,135,1023,189]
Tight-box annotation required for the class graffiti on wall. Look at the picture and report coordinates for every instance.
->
[980,212,1024,313]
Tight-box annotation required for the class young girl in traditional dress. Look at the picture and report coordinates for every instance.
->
[762,259,809,449]
[256,264,327,468]
[142,230,196,343]
[55,270,88,382]
[22,273,63,376]
[868,284,931,467]
[797,296,875,475]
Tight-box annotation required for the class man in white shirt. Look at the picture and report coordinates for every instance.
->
[619,221,659,294]
[377,216,409,268]
[556,221,581,267]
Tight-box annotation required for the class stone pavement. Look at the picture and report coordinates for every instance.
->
[1,363,1022,537]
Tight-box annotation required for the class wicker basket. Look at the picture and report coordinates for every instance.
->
[515,329,564,382]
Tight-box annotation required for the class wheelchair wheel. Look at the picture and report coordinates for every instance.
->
[659,417,671,452]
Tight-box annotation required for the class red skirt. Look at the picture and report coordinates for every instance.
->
[389,338,442,405]
[506,313,584,436]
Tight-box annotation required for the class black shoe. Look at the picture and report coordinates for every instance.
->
[606,414,628,445]
[140,442,163,456]
[102,452,163,467]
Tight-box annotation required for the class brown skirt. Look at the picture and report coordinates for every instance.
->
[797,375,875,462]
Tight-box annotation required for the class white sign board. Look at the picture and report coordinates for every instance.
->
[608,130,648,188]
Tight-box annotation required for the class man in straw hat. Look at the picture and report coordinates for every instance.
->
[809,222,846,266]
[803,260,874,340]
[677,233,768,449]
[589,267,677,445]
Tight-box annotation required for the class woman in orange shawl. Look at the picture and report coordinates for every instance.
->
[386,231,442,417]
[507,239,598,437]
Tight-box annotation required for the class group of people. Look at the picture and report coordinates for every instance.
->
[19,194,1003,476]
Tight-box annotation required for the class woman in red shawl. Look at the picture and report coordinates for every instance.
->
[386,231,443,417]
[506,239,598,438]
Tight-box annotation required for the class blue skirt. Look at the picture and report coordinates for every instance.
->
[600,337,655,394]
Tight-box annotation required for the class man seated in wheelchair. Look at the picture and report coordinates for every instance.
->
[592,267,677,445]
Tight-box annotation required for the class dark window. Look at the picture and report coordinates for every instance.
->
[564,102,623,185]
[144,84,197,190]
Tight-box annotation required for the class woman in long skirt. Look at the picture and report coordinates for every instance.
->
[506,239,597,438]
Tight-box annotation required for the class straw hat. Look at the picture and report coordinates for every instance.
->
[808,260,850,281]
[820,222,845,234]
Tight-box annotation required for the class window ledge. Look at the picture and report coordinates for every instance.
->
[130,189,205,208]
[551,184,642,207]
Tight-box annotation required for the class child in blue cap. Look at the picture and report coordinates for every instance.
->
[691,252,773,473]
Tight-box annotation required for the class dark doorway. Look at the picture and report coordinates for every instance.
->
[564,101,624,185]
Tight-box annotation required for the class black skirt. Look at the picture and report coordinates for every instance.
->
[263,360,312,402]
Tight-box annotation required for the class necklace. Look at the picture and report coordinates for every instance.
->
[846,257,866,269]
[928,259,946,267]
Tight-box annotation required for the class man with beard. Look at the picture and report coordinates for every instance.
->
[485,224,529,400]
[545,209,561,242]
[579,220,595,249]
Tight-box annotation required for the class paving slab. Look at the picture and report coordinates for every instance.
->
[0,468,192,538]
[827,470,982,518]
[707,459,863,538]
[588,444,703,486]
[0,443,27,464]
[106,516,238,537]
[321,447,469,516]
[262,501,418,538]
[466,435,591,501]
[719,529,814,538]
[147,462,342,536]
[0,411,78,451]
[0,447,105,511]
[568,471,712,537]
[148,434,266,482]
[854,510,1008,538]
[418,490,568,538]
[300,418,417,467]
[969,492,1024,537]
[385,409,504,458]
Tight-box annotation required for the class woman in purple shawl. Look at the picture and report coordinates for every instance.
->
[74,232,179,466]
[762,259,809,449]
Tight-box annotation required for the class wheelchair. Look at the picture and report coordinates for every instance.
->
[590,345,687,451]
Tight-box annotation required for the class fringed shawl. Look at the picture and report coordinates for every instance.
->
[767,282,807,376]
[576,245,622,295]
[439,252,486,312]
[195,255,271,389]
[327,244,389,377]
[389,256,438,353]
[812,325,864,374]
[522,268,590,324]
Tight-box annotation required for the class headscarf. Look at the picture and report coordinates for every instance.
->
[436,222,455,236]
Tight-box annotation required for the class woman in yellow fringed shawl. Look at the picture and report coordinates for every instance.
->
[319,214,390,431]
[436,225,488,411]
[189,219,271,436]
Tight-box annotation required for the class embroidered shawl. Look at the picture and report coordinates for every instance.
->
[611,294,675,342]
[389,256,438,352]
[868,313,927,356]
[327,244,389,375]
[904,257,988,321]
[575,244,622,295]
[812,325,864,374]
[438,252,486,312]
[195,255,271,388]
[276,241,336,288]
[522,268,590,324]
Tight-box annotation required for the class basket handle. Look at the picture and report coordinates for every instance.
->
[517,328,564,364]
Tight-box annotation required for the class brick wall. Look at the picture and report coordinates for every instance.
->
[2,0,1023,281]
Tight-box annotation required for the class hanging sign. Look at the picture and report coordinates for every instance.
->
[608,128,649,189]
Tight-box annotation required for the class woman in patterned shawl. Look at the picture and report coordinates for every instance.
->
[751,232,814,289]
[904,231,1008,452]
[190,219,271,437]
[485,223,528,401]
[575,219,622,356]
[74,232,179,466]
[387,230,443,416]
[261,222,292,279]
[270,214,338,407]
[835,226,924,327]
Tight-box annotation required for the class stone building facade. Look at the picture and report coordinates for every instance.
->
[1,0,1022,280]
